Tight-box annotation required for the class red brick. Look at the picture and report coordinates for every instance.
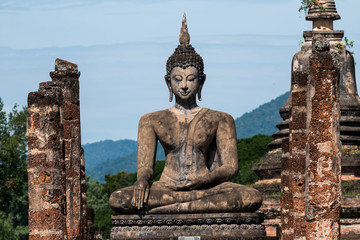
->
[284,155,306,174]
[63,120,80,139]
[28,153,47,168]
[290,132,307,150]
[62,102,80,120]
[29,235,64,240]
[290,111,307,130]
[29,208,66,230]
[41,188,66,207]
[292,71,308,87]
[27,135,39,149]
[292,91,307,108]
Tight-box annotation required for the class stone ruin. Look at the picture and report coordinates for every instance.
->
[26,1,359,239]
[253,0,360,239]
[27,59,94,239]
[281,34,342,239]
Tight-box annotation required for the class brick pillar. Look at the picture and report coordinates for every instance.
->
[50,59,84,240]
[281,37,341,239]
[305,37,341,239]
[28,58,86,240]
[281,138,293,239]
[27,82,66,239]
[281,70,309,239]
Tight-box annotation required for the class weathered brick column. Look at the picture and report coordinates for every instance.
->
[281,37,341,239]
[49,59,84,240]
[305,37,341,239]
[28,59,87,240]
[27,74,66,239]
[281,138,293,239]
[281,70,309,239]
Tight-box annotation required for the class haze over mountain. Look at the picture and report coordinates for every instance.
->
[85,91,289,181]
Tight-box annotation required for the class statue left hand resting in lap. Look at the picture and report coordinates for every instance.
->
[109,14,262,214]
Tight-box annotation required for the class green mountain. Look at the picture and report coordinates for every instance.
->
[235,91,289,139]
[83,139,137,169]
[86,143,165,182]
[87,152,137,182]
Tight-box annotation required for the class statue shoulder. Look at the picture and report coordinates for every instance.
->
[205,109,235,123]
[139,109,173,124]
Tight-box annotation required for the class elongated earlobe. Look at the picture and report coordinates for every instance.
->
[198,88,202,101]
[198,82,203,101]
[165,75,173,102]
[198,74,206,101]
[169,89,173,102]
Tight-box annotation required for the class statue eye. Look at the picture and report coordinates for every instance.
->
[187,75,196,81]
[174,76,182,82]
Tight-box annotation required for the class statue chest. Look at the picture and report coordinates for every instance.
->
[154,115,218,152]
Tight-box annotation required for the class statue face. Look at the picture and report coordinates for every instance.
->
[169,66,200,102]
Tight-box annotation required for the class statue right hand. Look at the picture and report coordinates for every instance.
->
[131,178,150,210]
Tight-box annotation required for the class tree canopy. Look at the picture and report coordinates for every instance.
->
[0,98,28,240]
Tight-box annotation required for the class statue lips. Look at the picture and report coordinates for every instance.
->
[179,91,190,96]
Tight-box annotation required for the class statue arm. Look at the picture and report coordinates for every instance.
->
[132,114,157,209]
[137,114,157,180]
[207,113,239,183]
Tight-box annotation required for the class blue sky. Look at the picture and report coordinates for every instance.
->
[0,0,359,143]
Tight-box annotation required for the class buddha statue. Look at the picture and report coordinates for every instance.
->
[109,14,262,214]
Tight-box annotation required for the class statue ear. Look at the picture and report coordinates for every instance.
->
[198,74,206,101]
[165,75,173,102]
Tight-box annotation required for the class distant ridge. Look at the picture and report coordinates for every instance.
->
[235,91,289,139]
[87,152,138,182]
[85,141,165,182]
[83,139,137,169]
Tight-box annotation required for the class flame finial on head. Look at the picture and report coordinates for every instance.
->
[166,13,204,93]
[179,13,190,45]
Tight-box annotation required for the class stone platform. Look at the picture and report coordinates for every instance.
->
[111,212,270,240]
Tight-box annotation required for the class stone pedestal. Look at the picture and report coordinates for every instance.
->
[111,213,269,240]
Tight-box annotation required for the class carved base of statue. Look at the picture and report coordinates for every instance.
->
[111,212,267,240]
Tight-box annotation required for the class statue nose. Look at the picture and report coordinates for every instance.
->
[182,81,188,90]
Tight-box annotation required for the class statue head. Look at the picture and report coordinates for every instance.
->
[165,13,206,102]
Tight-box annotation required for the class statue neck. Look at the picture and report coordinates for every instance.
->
[171,101,202,122]
[174,98,198,112]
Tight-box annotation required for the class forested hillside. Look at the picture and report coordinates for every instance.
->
[83,139,137,169]
[87,144,165,182]
[235,91,289,139]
